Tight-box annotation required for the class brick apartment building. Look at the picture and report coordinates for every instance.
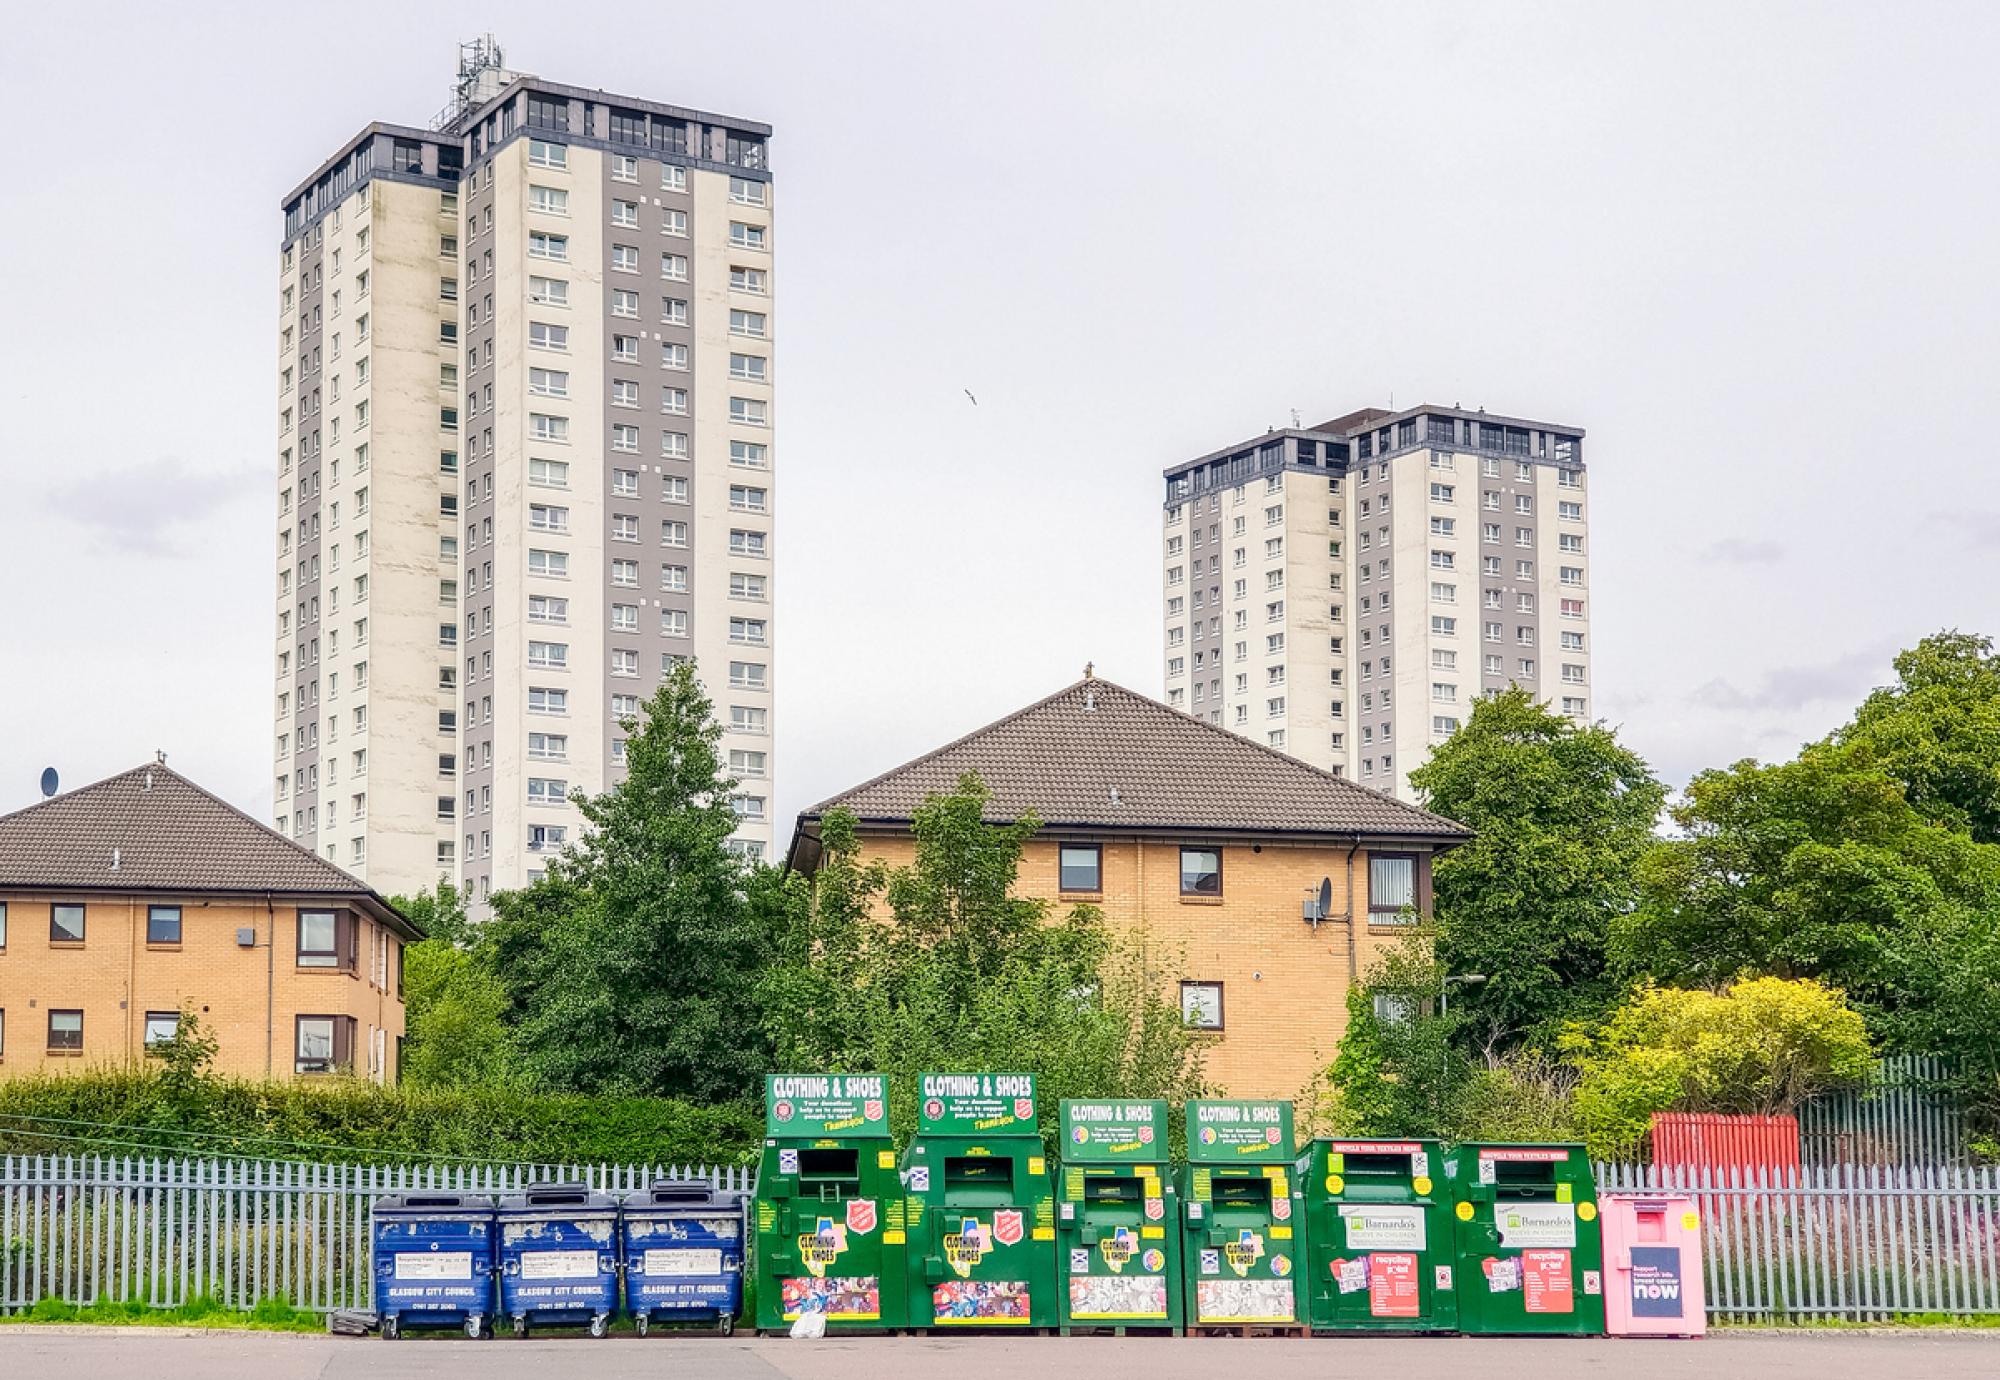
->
[787,674,1470,1098]
[0,762,421,1082]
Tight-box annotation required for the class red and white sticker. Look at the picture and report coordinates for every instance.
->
[1265,1128,1282,1144]
[994,1209,1025,1246]
[846,1199,877,1234]
[1014,1099,1035,1121]
[1272,1196,1292,1221]
[773,1101,795,1122]
[864,1100,884,1121]
[1144,1198,1164,1221]
[1138,1126,1155,1144]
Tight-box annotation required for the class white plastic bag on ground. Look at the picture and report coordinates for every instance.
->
[789,1310,827,1339]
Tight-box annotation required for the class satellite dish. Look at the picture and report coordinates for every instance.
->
[1316,877,1333,919]
[39,767,58,798]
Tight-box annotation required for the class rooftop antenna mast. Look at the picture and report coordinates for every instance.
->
[435,34,512,133]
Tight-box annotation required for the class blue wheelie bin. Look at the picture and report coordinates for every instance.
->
[497,1182,622,1337]
[372,1192,497,1339]
[620,1179,749,1335]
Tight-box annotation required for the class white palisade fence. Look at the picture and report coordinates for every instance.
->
[1,1155,752,1315]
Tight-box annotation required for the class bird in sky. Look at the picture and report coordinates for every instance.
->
[964,389,978,405]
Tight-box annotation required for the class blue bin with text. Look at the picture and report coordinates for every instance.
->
[620,1179,749,1335]
[497,1182,622,1337]
[371,1192,497,1340]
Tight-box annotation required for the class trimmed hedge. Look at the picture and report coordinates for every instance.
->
[0,1070,759,1167]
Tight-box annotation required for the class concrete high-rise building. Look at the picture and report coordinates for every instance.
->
[274,42,776,910]
[1161,406,1590,800]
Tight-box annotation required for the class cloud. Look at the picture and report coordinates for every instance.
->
[1691,647,1890,713]
[1927,512,2000,551]
[1701,537,1785,565]
[43,458,263,557]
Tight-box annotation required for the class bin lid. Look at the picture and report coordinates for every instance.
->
[916,1072,1039,1137]
[1059,1099,1168,1163]
[372,1191,495,1216]
[625,1179,746,1211]
[1186,1099,1294,1162]
[766,1073,891,1138]
[498,1181,619,1214]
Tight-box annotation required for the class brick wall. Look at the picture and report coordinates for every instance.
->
[847,831,1430,1100]
[0,891,407,1083]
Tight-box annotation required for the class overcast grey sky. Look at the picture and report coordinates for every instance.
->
[2,1,1996,833]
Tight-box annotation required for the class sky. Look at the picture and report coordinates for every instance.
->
[1,0,1996,835]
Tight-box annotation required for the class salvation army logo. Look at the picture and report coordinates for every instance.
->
[994,1209,1025,1246]
[1272,1196,1292,1221]
[864,1100,884,1121]
[1014,1098,1035,1121]
[846,1199,877,1235]
[924,1099,945,1121]
[1138,1125,1155,1144]
[773,1100,795,1122]
[1144,1197,1164,1222]
[1265,1127,1282,1144]
[1199,1126,1218,1146]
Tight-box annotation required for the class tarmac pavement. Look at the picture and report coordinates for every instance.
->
[1,1326,1997,1379]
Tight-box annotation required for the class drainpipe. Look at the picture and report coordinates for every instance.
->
[265,891,276,1079]
[1340,836,1362,987]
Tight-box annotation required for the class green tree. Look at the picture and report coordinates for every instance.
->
[1839,631,2000,844]
[764,775,1208,1140]
[1562,977,1871,1159]
[145,1006,219,1094]
[1409,687,1667,1049]
[388,883,519,1089]
[396,881,474,947]
[482,665,771,1100]
[1616,742,2000,1006]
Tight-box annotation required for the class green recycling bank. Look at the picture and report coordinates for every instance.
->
[753,1074,906,1333]
[1055,1099,1182,1334]
[1178,1099,1302,1331]
[900,1073,1059,1330]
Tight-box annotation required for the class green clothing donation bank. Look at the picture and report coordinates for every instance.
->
[1178,1099,1303,1330]
[754,1074,907,1332]
[1443,1142,1605,1335]
[900,1072,1059,1330]
[1296,1137,1456,1332]
[1055,1099,1183,1334]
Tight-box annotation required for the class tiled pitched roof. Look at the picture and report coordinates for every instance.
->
[806,678,1469,840]
[0,762,398,906]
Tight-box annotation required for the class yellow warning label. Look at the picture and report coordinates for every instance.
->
[1262,1166,1286,1180]
[1028,1157,1045,1177]
[1271,1225,1292,1240]
[1143,1176,1162,1199]
[1682,1212,1700,1231]
[1032,1227,1054,1241]
[1456,1201,1475,1221]
[1556,1184,1573,1204]
[877,1150,896,1169]
[883,1229,906,1245]
[1412,1176,1433,1196]
[1141,1226,1164,1240]
[1135,1165,1156,1178]
[1330,1153,1345,1174]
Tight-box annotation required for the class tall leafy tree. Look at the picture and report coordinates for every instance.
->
[391,885,520,1090]
[1839,631,2000,843]
[1409,688,1666,1050]
[483,665,771,1100]
[763,775,1208,1140]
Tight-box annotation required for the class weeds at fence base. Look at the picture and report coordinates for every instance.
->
[1715,1313,2000,1331]
[1,1293,321,1333]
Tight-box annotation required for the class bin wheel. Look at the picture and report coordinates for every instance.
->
[719,1315,735,1337]
[464,1314,485,1340]
[635,1314,650,1338]
[511,1315,528,1338]
[383,1316,401,1341]
[588,1314,610,1339]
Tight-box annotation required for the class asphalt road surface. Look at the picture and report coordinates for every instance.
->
[1,1328,1998,1378]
